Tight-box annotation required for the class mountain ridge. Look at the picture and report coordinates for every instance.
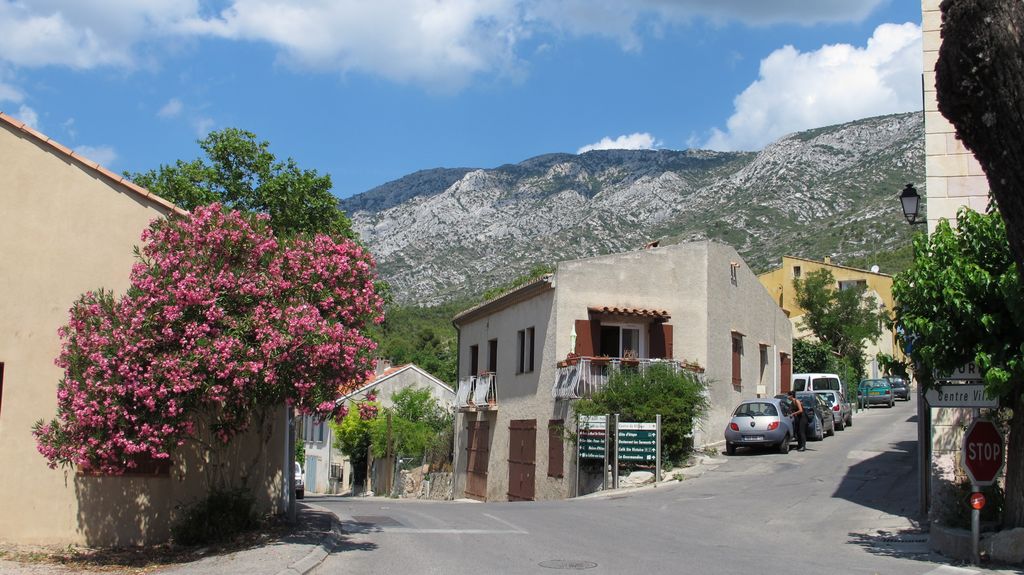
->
[344,112,924,305]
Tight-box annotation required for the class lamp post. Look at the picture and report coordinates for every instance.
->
[900,183,927,226]
[898,182,930,519]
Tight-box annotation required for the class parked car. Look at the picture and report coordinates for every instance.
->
[885,376,910,401]
[724,398,795,455]
[814,389,852,430]
[858,378,894,408]
[792,373,844,395]
[295,461,305,499]
[797,392,835,439]
[776,393,833,441]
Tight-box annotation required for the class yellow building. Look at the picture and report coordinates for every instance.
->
[758,255,902,377]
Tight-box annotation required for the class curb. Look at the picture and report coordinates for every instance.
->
[274,504,344,575]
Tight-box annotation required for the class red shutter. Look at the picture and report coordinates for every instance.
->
[575,319,599,357]
[649,323,673,359]
[780,352,792,393]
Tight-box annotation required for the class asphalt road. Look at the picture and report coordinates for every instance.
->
[310,401,1010,575]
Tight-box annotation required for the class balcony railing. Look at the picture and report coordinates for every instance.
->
[552,357,693,400]
[456,373,498,411]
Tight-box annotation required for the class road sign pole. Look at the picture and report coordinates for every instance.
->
[575,416,580,498]
[613,413,620,490]
[655,414,662,485]
[603,414,609,491]
[971,479,980,565]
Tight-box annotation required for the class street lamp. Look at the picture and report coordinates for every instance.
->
[899,183,927,225]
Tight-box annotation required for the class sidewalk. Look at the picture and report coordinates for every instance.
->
[0,504,341,575]
[156,504,341,575]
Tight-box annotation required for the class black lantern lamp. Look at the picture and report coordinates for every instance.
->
[899,183,926,225]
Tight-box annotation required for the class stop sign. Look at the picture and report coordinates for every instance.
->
[962,419,1005,486]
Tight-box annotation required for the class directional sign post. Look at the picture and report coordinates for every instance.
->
[925,384,998,408]
[962,418,1004,565]
[576,415,609,496]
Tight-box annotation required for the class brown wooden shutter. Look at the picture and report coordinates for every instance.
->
[650,324,673,359]
[547,420,564,478]
[574,319,595,356]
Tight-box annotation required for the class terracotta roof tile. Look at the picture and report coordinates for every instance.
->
[588,306,671,320]
[0,112,187,217]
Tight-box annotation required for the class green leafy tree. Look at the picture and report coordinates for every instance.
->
[794,269,883,378]
[575,364,708,464]
[369,387,452,459]
[894,208,1024,527]
[129,128,353,239]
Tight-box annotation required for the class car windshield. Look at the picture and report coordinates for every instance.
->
[861,379,889,388]
[734,402,778,417]
[817,393,836,405]
[795,394,817,406]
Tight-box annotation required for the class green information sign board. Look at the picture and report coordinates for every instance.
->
[578,416,607,460]
[617,422,657,463]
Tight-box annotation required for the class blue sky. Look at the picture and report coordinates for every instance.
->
[0,1,922,198]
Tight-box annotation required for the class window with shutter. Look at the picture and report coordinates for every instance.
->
[731,333,743,389]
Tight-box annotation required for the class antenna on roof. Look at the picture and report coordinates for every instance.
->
[870,265,880,273]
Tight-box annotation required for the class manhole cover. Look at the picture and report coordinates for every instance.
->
[539,560,598,570]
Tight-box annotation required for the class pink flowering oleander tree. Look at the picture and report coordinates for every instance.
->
[33,203,384,475]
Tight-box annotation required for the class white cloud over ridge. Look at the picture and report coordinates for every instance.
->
[704,22,922,151]
[14,104,38,129]
[578,132,659,153]
[73,144,118,167]
[0,0,891,91]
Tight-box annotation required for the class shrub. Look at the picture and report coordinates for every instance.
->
[171,488,257,546]
[575,364,708,465]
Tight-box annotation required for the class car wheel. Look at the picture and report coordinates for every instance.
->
[846,414,853,427]
[297,489,304,500]
[888,399,894,408]
[826,421,835,437]
[726,442,736,456]
[778,435,790,454]
[836,417,845,431]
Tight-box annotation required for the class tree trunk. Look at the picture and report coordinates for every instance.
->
[1004,392,1024,528]
[935,0,1024,276]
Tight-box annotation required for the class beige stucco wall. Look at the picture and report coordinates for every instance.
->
[453,289,560,501]
[452,242,791,501]
[0,122,287,546]
[922,0,989,229]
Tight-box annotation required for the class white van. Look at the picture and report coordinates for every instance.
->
[792,373,844,397]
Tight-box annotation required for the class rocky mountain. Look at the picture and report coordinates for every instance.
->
[343,112,924,305]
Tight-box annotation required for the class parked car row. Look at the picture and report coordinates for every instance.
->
[724,372,906,456]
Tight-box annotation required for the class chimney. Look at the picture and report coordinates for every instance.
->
[823,256,832,265]
[375,358,392,376]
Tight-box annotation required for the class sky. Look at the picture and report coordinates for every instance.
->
[0,1,923,199]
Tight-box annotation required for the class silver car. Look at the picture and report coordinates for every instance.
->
[813,389,853,431]
[724,398,795,455]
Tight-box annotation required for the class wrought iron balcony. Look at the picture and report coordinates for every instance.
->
[456,373,498,411]
[552,357,691,400]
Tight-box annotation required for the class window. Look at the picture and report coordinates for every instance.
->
[488,339,498,373]
[548,420,564,478]
[793,265,802,279]
[759,344,769,384]
[838,279,867,291]
[517,327,536,374]
[731,332,743,388]
[0,362,4,417]
[302,415,327,443]
[469,345,479,376]
[599,324,643,357]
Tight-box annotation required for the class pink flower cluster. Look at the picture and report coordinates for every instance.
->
[34,204,384,474]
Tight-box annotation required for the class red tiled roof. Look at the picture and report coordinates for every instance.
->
[588,306,671,319]
[0,112,187,217]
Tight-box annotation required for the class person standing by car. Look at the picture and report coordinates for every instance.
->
[788,390,807,451]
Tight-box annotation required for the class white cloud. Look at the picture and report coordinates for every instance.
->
[704,22,922,151]
[73,144,118,166]
[0,0,892,92]
[157,97,184,118]
[578,132,659,153]
[0,81,23,103]
[192,116,215,137]
[13,104,38,129]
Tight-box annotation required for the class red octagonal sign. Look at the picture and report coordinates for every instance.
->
[963,419,1005,486]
